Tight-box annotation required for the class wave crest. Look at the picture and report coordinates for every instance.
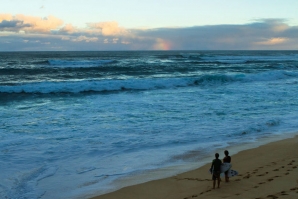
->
[0,70,297,94]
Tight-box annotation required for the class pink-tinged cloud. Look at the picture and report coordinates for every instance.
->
[0,14,63,33]
[272,24,289,32]
[16,14,63,32]
[60,24,77,33]
[0,14,13,21]
[87,21,128,36]
[153,38,172,50]
[255,37,288,45]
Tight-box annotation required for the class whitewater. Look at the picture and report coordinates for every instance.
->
[1,51,298,199]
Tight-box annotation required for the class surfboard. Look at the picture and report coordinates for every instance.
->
[220,169,238,177]
[220,163,231,173]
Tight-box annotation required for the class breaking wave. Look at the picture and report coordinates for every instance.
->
[1,70,297,94]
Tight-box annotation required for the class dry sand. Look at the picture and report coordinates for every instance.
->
[91,135,298,199]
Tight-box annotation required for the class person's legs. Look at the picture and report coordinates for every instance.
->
[225,170,230,182]
[225,175,229,182]
[217,172,221,188]
[212,173,219,189]
[213,172,220,188]
[212,173,216,189]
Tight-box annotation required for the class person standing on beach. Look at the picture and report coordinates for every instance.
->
[223,150,231,182]
[210,153,222,189]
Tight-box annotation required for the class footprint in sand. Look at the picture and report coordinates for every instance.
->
[184,194,198,199]
[243,174,250,179]
[280,191,288,195]
[257,172,268,176]
[267,179,274,182]
[267,194,278,199]
[273,169,279,171]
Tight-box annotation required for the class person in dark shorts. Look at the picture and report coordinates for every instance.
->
[223,150,231,182]
[210,153,222,189]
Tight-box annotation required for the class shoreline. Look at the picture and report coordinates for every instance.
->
[90,133,298,199]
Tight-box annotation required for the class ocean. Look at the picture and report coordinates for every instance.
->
[1,51,298,199]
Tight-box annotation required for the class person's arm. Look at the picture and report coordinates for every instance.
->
[210,161,214,173]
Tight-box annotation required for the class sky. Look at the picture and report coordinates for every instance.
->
[1,0,298,51]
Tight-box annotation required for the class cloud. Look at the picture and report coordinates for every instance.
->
[0,14,63,33]
[255,37,288,45]
[0,20,31,31]
[1,15,298,50]
[153,38,172,50]
[61,36,70,40]
[130,19,298,50]
[72,35,98,42]
[87,21,128,36]
[0,14,13,21]
[60,24,77,33]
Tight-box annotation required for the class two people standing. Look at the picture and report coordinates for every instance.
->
[210,150,231,189]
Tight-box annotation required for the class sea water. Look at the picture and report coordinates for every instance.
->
[1,51,298,198]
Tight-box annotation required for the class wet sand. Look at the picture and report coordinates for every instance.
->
[91,135,298,199]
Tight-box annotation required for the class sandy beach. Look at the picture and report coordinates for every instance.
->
[92,135,298,199]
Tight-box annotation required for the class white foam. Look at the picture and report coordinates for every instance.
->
[1,70,297,94]
[5,166,58,199]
